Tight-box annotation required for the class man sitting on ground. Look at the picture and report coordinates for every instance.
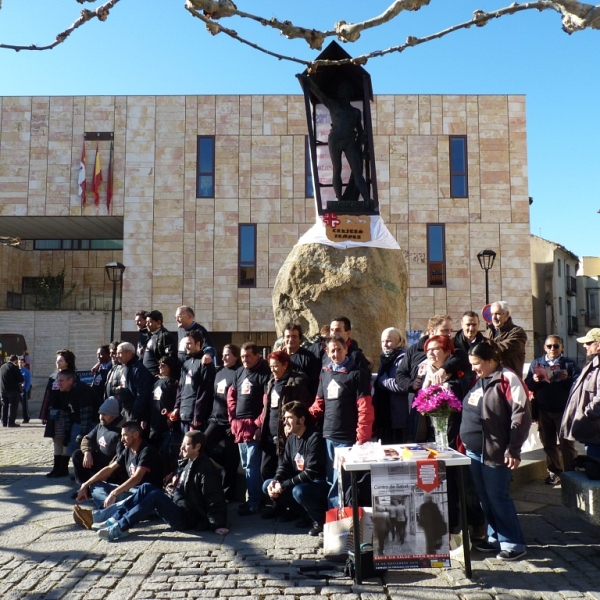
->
[73,421,163,528]
[263,401,328,536]
[93,430,229,541]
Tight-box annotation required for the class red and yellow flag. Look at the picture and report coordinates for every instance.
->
[92,144,102,206]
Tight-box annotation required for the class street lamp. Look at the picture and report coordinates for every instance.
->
[105,261,126,342]
[477,249,497,306]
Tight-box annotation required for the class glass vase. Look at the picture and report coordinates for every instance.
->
[430,414,449,450]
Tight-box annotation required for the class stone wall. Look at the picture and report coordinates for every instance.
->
[0,94,533,358]
[0,310,118,409]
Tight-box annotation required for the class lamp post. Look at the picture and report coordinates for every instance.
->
[105,261,126,342]
[477,249,497,306]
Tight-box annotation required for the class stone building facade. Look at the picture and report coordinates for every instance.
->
[0,93,533,378]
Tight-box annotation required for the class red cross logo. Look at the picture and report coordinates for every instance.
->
[323,212,340,228]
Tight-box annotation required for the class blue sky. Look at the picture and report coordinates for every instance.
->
[0,1,598,258]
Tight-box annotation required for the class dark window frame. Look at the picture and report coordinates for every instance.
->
[305,135,314,198]
[449,135,468,198]
[196,135,216,198]
[238,223,257,288]
[32,239,122,251]
[427,223,446,288]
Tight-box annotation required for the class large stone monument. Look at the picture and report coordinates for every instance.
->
[272,42,407,364]
[272,243,407,364]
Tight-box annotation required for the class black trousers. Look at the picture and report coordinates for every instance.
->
[204,422,241,501]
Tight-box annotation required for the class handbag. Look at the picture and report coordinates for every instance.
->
[323,507,364,558]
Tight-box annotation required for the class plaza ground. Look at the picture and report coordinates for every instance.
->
[1,423,599,600]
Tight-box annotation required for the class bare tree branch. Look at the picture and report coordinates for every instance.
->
[1,0,600,63]
[0,0,121,52]
[184,2,311,65]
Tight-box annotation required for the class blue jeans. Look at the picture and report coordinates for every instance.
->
[467,450,526,552]
[66,423,82,455]
[586,444,600,460]
[112,483,189,532]
[90,482,134,510]
[325,439,353,509]
[263,478,329,524]
[238,441,263,507]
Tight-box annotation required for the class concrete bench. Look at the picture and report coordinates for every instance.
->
[561,471,600,526]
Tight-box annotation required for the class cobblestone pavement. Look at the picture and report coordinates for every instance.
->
[1,424,600,600]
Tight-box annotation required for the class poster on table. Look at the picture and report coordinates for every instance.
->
[371,459,450,570]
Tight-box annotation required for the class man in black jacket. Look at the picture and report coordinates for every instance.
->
[452,311,485,392]
[115,343,153,424]
[173,330,215,434]
[175,305,216,363]
[1,354,24,427]
[143,310,177,377]
[94,430,229,541]
[263,401,328,535]
[525,335,581,485]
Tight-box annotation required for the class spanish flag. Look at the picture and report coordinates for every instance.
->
[92,144,102,206]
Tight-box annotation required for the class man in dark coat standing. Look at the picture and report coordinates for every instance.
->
[1,354,24,427]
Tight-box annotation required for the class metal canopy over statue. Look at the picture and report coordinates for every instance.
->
[273,42,407,364]
[297,42,379,217]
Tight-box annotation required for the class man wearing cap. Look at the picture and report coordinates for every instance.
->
[71,397,125,491]
[526,336,580,485]
[561,329,600,459]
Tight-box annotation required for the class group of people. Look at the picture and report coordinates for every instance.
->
[19,298,600,560]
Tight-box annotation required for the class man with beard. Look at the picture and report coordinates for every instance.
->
[73,421,163,528]
[71,396,124,493]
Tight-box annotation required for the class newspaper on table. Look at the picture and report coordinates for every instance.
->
[371,452,450,570]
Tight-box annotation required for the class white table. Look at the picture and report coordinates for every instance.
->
[336,445,472,582]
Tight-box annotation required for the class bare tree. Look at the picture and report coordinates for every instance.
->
[1,0,600,66]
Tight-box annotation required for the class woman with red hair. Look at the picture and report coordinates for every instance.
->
[258,349,312,519]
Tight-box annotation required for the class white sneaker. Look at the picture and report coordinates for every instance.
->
[91,517,117,530]
[449,533,472,560]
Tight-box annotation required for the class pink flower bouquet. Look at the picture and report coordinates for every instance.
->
[412,385,462,417]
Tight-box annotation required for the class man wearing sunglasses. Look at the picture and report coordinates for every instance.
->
[526,336,580,485]
[561,329,600,461]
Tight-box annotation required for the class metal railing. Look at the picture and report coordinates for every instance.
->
[6,290,122,311]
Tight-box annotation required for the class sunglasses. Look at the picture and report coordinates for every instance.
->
[545,344,561,349]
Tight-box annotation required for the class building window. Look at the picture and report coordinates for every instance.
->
[32,239,122,250]
[589,293,597,321]
[427,224,445,287]
[558,296,563,316]
[566,263,570,279]
[238,224,256,288]
[557,259,562,277]
[305,136,314,198]
[449,135,468,198]
[197,135,215,198]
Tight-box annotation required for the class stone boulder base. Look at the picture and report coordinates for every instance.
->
[272,243,407,365]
